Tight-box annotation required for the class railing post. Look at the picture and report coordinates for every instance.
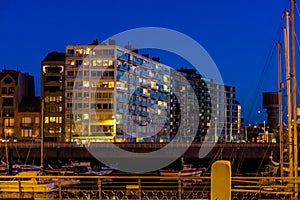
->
[58,178,62,200]
[18,178,22,197]
[138,178,141,200]
[98,178,102,200]
[178,177,182,200]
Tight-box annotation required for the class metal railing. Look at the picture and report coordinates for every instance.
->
[0,175,296,199]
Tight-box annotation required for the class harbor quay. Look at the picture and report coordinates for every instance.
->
[0,142,279,160]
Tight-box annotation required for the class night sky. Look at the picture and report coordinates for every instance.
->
[0,0,298,124]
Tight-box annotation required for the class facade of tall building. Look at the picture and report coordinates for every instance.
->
[65,43,172,144]
[225,86,241,141]
[61,42,242,144]
[0,69,35,140]
[41,52,65,142]
[176,68,212,142]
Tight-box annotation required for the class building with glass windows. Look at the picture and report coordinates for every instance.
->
[16,96,41,141]
[65,42,171,144]
[62,41,242,144]
[41,52,65,142]
[0,69,35,140]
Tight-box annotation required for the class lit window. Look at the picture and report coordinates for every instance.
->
[83,81,89,87]
[151,81,156,88]
[163,75,168,82]
[22,117,31,123]
[21,129,32,137]
[83,114,89,120]
[108,82,114,88]
[44,117,49,124]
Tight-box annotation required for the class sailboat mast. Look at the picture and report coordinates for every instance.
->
[290,0,298,197]
[283,9,293,180]
[41,98,44,173]
[277,42,284,178]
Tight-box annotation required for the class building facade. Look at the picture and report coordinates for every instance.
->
[16,96,40,141]
[176,68,212,142]
[39,41,243,144]
[0,69,35,140]
[65,43,172,144]
[41,52,65,142]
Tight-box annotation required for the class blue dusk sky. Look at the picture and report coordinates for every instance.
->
[0,0,298,124]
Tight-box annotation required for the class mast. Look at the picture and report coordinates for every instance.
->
[283,9,293,180]
[40,97,44,174]
[277,42,284,177]
[290,0,298,197]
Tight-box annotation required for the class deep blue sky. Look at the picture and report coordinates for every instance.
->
[0,0,298,124]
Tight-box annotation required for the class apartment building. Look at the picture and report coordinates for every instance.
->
[41,52,65,142]
[0,69,35,140]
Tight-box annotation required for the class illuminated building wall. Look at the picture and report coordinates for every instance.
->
[41,52,65,142]
[63,42,241,144]
[176,68,212,142]
[65,43,171,144]
[0,69,35,140]
[16,96,41,141]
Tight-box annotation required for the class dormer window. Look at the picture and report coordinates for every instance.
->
[4,77,12,84]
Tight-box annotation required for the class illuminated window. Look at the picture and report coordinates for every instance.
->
[83,59,89,66]
[21,129,33,137]
[42,65,49,74]
[44,117,49,124]
[83,81,89,87]
[49,128,55,134]
[4,118,14,126]
[83,114,89,119]
[163,75,169,82]
[70,60,75,66]
[35,117,39,124]
[50,117,56,123]
[57,117,62,123]
[22,117,31,123]
[108,82,114,88]
[150,81,156,88]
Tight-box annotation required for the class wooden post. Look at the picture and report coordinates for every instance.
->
[211,160,231,200]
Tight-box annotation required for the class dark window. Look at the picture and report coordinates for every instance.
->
[8,87,14,94]
[3,98,13,106]
[3,78,12,84]
[2,88,7,94]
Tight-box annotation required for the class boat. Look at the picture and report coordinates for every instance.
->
[0,171,57,193]
[159,164,205,176]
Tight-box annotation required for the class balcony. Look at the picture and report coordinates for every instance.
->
[117,64,129,71]
[118,54,129,61]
